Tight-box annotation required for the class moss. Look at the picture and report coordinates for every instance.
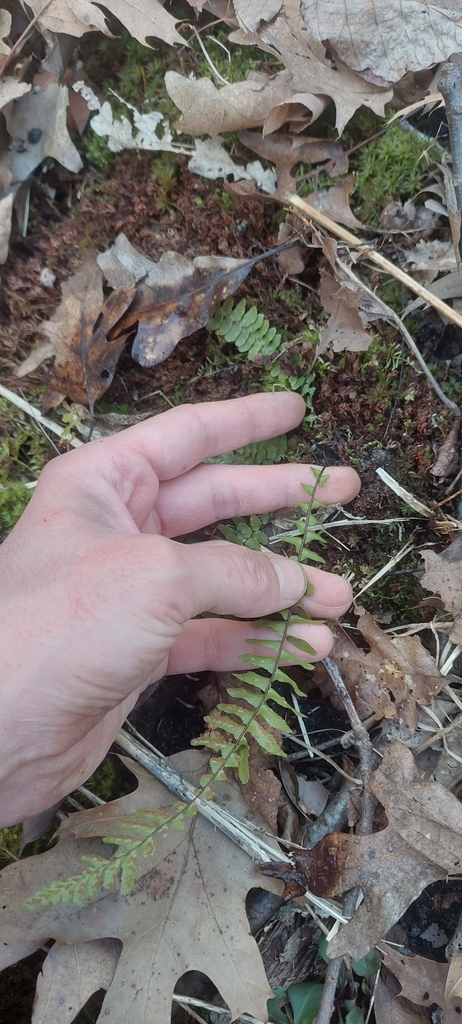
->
[0,480,31,534]
[354,124,440,225]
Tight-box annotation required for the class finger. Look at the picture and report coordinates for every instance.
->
[300,564,352,618]
[147,536,349,621]
[165,617,335,674]
[154,463,361,536]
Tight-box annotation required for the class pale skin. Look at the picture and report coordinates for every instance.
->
[0,392,360,827]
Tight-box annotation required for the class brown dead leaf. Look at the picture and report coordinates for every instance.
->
[309,175,363,229]
[33,939,120,1024]
[374,976,427,1024]
[422,538,462,646]
[261,742,462,960]
[237,129,348,194]
[112,238,282,367]
[0,752,282,1024]
[233,0,283,34]
[5,82,82,181]
[380,943,462,1024]
[315,607,446,735]
[431,415,462,478]
[317,272,372,354]
[25,0,182,46]
[165,69,296,137]
[36,252,135,408]
[446,952,462,1003]
[231,0,393,134]
[302,0,462,84]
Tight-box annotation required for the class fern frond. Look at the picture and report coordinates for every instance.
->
[207,297,282,360]
[206,434,288,466]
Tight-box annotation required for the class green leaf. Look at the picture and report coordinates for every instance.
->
[286,635,317,656]
[345,1005,364,1024]
[237,739,250,784]
[352,948,381,979]
[267,991,290,1024]
[288,983,324,1024]
[258,704,292,732]
[247,719,285,755]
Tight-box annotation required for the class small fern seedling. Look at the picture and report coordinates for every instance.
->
[207,297,282,361]
[22,471,329,909]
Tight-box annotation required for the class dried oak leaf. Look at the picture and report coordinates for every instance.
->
[314,607,445,735]
[379,943,462,1024]
[230,0,393,135]
[110,238,277,367]
[0,752,282,1024]
[261,742,462,961]
[316,272,372,354]
[37,251,135,408]
[374,975,436,1024]
[237,129,348,195]
[165,69,296,137]
[302,0,462,84]
[422,537,462,646]
[24,0,182,47]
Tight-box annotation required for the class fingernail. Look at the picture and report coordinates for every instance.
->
[273,559,307,603]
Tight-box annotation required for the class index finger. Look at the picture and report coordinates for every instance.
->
[99,392,307,481]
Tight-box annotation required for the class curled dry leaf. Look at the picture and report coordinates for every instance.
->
[165,69,297,137]
[308,175,363,230]
[261,742,462,961]
[422,536,462,646]
[36,252,135,409]
[230,0,393,134]
[314,607,446,735]
[24,0,182,47]
[0,752,282,1024]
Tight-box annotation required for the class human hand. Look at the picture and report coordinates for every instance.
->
[0,392,360,826]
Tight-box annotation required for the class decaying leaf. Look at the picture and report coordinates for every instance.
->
[5,81,82,182]
[36,252,135,408]
[380,943,462,1024]
[317,272,372,354]
[422,537,462,646]
[0,752,281,1024]
[261,742,462,961]
[374,976,427,1024]
[111,237,284,366]
[24,0,182,47]
[314,607,446,734]
[237,129,348,194]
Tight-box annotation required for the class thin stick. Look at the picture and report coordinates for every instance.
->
[322,658,375,835]
[0,383,83,447]
[314,664,374,1024]
[438,56,462,262]
[284,191,462,335]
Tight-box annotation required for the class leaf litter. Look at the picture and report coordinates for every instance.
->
[4,0,462,1022]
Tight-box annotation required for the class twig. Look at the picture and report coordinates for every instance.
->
[0,383,83,448]
[284,191,462,342]
[313,659,374,1024]
[438,55,462,262]
[322,658,375,836]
